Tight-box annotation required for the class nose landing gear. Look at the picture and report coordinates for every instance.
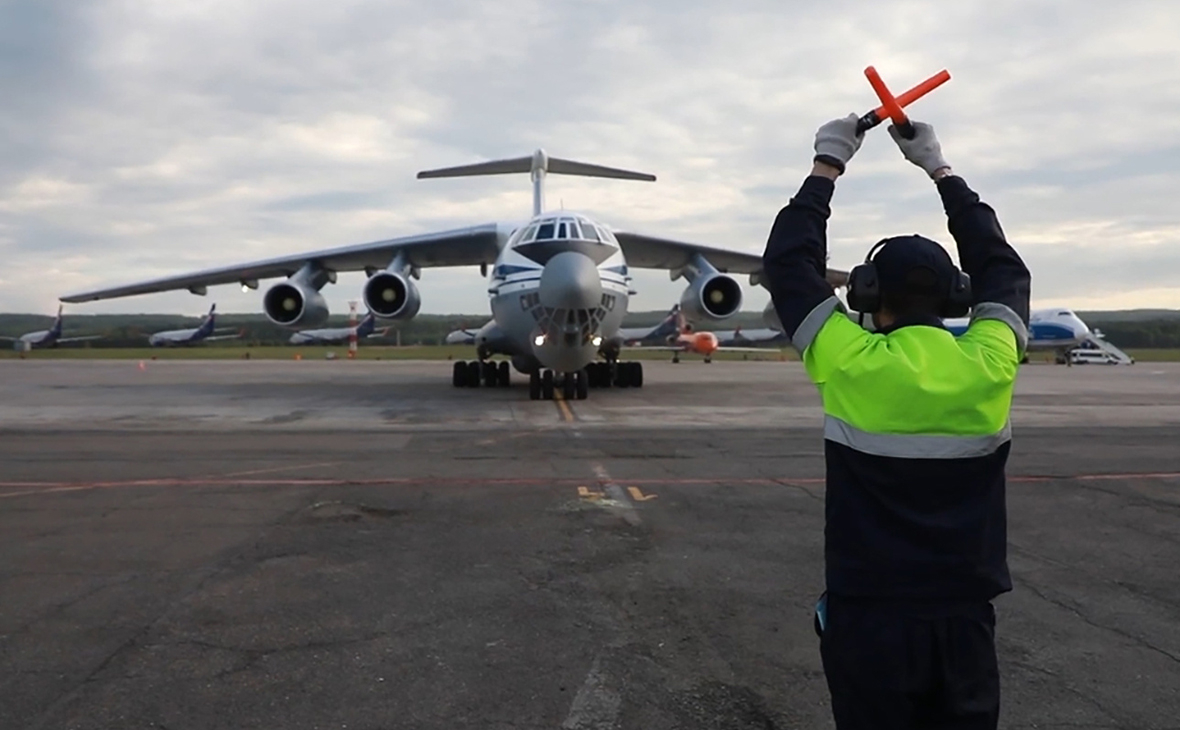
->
[528,368,591,401]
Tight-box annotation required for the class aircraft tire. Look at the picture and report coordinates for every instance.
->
[562,372,576,401]
[498,360,510,386]
[633,362,644,388]
[467,361,482,387]
[592,363,608,388]
[575,369,588,400]
[482,361,497,387]
[453,361,466,387]
[529,370,541,400]
[542,370,555,400]
[614,363,630,388]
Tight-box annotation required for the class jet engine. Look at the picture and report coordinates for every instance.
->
[363,271,421,320]
[263,281,329,327]
[679,273,742,321]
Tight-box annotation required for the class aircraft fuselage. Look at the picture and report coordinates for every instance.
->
[477,212,630,374]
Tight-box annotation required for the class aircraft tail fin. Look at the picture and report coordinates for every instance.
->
[418,149,655,217]
[50,305,64,337]
[197,304,217,337]
[356,312,377,337]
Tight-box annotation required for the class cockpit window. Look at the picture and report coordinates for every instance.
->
[557,222,567,239]
[536,222,555,240]
[1058,311,1071,317]
[567,221,583,239]
[521,225,538,242]
[580,222,600,241]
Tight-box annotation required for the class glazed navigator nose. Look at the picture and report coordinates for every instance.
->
[538,252,602,310]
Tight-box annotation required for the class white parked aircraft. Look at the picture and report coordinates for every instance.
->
[289,312,389,345]
[945,308,1093,360]
[1,306,102,352]
[764,299,1098,361]
[62,149,848,400]
[148,304,242,346]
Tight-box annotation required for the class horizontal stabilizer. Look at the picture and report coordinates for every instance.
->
[546,158,655,181]
[417,149,655,182]
[417,148,655,216]
[417,157,533,179]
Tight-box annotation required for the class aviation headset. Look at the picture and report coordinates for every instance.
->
[846,237,973,319]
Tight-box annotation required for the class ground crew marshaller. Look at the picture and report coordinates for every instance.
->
[762,115,1032,729]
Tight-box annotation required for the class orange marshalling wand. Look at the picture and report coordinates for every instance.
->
[855,67,951,138]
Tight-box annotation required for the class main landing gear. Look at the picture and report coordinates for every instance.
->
[452,360,510,388]
[527,361,644,401]
[529,369,587,401]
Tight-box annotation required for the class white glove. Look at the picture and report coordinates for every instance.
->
[813,114,864,174]
[888,121,950,177]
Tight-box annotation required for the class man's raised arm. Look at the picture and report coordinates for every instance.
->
[889,122,1032,346]
[763,115,863,348]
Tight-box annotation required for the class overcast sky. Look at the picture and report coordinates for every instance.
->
[2,0,1179,318]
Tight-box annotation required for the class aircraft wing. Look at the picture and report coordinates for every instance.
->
[612,231,849,288]
[718,345,782,353]
[61,224,503,303]
[202,334,243,342]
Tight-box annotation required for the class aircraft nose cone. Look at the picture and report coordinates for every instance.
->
[538,252,602,311]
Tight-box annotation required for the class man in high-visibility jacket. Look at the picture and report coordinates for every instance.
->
[762,115,1031,730]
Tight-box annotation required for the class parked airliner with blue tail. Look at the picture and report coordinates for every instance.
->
[617,305,685,345]
[62,149,848,400]
[289,312,389,345]
[0,306,102,351]
[148,304,241,346]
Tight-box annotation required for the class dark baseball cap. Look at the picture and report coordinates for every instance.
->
[873,234,957,296]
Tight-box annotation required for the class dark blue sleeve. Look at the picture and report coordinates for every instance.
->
[761,176,837,338]
[938,176,1031,326]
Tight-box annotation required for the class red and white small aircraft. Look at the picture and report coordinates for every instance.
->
[627,306,780,363]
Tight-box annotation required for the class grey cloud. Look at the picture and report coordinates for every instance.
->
[1,0,1179,317]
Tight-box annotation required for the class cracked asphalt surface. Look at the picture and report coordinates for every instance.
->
[1,360,1179,729]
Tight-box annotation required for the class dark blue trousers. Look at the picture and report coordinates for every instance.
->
[820,595,1000,730]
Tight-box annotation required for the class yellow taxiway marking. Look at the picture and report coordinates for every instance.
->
[577,486,605,499]
[554,393,575,422]
[627,486,658,501]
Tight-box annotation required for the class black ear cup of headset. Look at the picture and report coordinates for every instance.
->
[941,271,973,318]
[846,263,881,314]
[846,240,889,314]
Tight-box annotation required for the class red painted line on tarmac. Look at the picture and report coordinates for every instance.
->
[1,473,1177,499]
[213,461,344,479]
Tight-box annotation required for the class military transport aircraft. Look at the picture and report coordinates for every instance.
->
[62,150,847,400]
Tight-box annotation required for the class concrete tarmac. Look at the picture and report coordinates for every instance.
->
[1,359,1179,729]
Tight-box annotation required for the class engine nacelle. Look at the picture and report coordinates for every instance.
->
[363,272,421,320]
[263,281,329,327]
[679,273,742,321]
